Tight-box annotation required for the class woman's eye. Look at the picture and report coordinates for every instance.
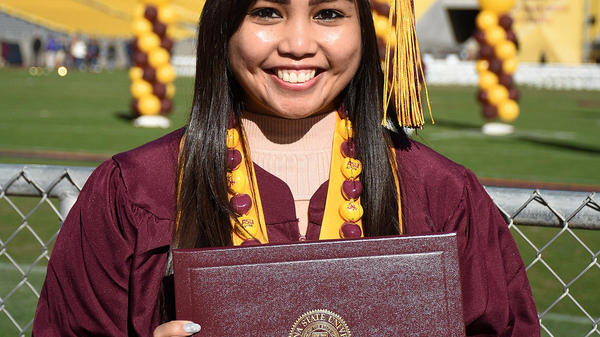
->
[249,8,282,19]
[314,10,343,20]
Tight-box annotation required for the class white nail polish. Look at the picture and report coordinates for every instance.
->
[183,322,201,333]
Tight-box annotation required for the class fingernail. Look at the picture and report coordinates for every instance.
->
[183,322,201,334]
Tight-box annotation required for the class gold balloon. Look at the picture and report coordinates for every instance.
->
[476,60,490,73]
[476,10,498,31]
[137,33,161,53]
[145,0,170,5]
[373,15,388,38]
[166,83,176,99]
[498,99,520,122]
[131,18,152,35]
[479,71,499,90]
[495,41,517,60]
[386,30,397,49]
[131,80,153,99]
[488,85,509,106]
[503,57,519,74]
[156,64,176,83]
[138,95,161,115]
[128,67,143,81]
[485,26,506,46]
[480,0,516,14]
[158,5,176,24]
[148,48,170,68]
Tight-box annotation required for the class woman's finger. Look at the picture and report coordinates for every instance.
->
[153,320,202,337]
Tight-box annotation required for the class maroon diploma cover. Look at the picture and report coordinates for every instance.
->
[173,233,465,336]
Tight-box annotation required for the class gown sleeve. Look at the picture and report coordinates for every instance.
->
[444,169,540,336]
[33,159,137,336]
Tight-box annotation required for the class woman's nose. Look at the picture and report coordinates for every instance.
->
[278,20,318,58]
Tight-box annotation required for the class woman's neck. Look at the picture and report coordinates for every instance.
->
[240,110,335,201]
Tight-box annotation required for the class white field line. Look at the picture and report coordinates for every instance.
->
[426,129,577,141]
[0,262,47,274]
[541,313,594,325]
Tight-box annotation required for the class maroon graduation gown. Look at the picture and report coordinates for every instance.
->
[33,129,540,336]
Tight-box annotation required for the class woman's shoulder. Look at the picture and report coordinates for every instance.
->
[97,128,183,220]
[393,135,468,187]
[111,128,183,173]
[393,135,479,231]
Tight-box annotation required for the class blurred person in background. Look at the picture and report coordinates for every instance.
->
[126,38,134,68]
[32,32,42,67]
[45,35,59,70]
[106,43,117,72]
[87,38,100,72]
[70,35,87,71]
[55,36,69,68]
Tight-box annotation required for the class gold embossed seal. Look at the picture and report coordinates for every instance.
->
[289,309,351,337]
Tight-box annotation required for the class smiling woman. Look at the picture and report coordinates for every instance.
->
[32,0,540,336]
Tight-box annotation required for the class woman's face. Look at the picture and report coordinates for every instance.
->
[228,0,362,119]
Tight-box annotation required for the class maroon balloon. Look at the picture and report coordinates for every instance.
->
[477,90,489,104]
[142,66,156,82]
[377,37,387,61]
[131,99,140,117]
[482,104,498,120]
[160,98,173,115]
[227,149,242,170]
[508,87,520,101]
[153,83,167,98]
[499,74,514,88]
[499,15,513,30]
[374,3,390,17]
[506,30,518,46]
[342,180,363,200]
[153,22,167,38]
[337,103,347,119]
[161,38,174,52]
[341,141,357,158]
[144,6,158,22]
[488,58,503,75]
[133,51,148,67]
[341,222,362,238]
[479,44,494,60]
[241,239,260,246]
[131,38,139,53]
[230,193,252,215]
[228,112,238,129]
[474,30,486,45]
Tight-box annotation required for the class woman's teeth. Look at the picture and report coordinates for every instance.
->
[276,69,317,83]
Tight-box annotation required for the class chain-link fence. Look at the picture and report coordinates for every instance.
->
[1,164,599,336]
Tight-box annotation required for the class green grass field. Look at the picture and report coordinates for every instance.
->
[0,69,599,336]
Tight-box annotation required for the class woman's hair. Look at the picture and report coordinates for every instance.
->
[174,0,402,251]
[159,0,404,321]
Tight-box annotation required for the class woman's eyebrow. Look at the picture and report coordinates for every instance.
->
[258,0,353,5]
[308,0,353,5]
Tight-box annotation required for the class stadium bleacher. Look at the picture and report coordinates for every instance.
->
[0,0,203,38]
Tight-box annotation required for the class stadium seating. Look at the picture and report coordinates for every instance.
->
[0,0,204,38]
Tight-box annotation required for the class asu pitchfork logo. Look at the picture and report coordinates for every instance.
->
[289,309,351,337]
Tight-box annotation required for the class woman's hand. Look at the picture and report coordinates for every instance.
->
[153,321,202,337]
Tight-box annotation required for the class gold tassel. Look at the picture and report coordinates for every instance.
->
[382,0,433,129]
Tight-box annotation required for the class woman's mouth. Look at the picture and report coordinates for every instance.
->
[274,69,318,84]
